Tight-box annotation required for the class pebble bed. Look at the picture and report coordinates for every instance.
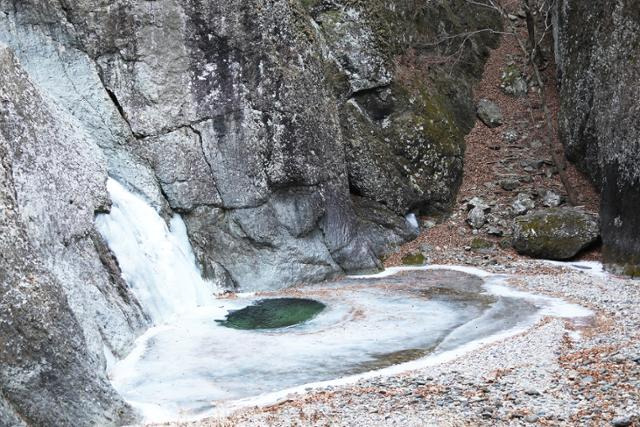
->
[175,261,639,427]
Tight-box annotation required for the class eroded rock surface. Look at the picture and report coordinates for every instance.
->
[555,0,640,275]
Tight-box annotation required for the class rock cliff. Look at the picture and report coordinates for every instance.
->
[0,0,499,423]
[554,0,640,275]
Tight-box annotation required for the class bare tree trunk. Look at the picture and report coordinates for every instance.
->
[523,0,536,53]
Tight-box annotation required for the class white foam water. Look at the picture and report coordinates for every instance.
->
[95,178,218,324]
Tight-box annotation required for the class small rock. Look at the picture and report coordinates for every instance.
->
[530,139,543,149]
[525,415,539,423]
[477,99,503,128]
[487,226,503,236]
[470,237,495,253]
[467,197,490,211]
[521,159,545,169]
[499,178,520,191]
[512,193,535,216]
[612,416,633,427]
[501,65,528,97]
[422,220,437,229]
[503,129,519,143]
[402,252,426,266]
[543,190,563,207]
[467,207,487,229]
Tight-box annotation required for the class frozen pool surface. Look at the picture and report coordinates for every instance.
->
[108,268,592,422]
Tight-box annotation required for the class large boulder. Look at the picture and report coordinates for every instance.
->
[554,0,640,275]
[512,208,600,260]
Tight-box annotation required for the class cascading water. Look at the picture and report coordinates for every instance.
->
[95,179,592,423]
[95,178,218,323]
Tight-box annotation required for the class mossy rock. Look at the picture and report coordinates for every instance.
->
[470,237,495,253]
[402,252,426,265]
[500,64,528,96]
[623,264,640,278]
[512,208,600,260]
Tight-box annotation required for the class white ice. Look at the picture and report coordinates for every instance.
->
[95,178,218,324]
[97,182,593,424]
[405,213,419,230]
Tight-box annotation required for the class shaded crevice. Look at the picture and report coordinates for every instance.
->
[347,83,392,100]
[104,87,141,137]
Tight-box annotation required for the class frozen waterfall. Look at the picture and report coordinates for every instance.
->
[95,178,218,324]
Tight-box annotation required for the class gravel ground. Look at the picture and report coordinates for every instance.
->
[170,261,638,427]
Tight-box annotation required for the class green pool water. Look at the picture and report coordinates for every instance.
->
[216,298,326,330]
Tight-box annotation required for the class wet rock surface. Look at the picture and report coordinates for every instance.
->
[512,208,600,260]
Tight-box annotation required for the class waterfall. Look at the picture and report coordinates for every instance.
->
[96,178,217,324]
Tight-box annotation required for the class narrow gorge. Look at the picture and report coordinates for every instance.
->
[0,1,638,426]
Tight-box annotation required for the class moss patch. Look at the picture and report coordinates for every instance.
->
[402,252,426,265]
[470,237,494,253]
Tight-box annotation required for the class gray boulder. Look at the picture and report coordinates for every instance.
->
[512,193,536,216]
[477,99,503,128]
[512,208,600,260]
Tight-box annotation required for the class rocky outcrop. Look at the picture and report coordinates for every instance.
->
[0,46,136,425]
[0,0,500,290]
[554,0,640,275]
[512,208,600,260]
[0,0,501,422]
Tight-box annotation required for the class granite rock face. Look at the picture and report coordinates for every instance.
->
[0,0,500,289]
[0,46,137,425]
[554,0,640,275]
[0,0,500,422]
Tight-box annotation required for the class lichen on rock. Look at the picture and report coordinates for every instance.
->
[512,207,600,260]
